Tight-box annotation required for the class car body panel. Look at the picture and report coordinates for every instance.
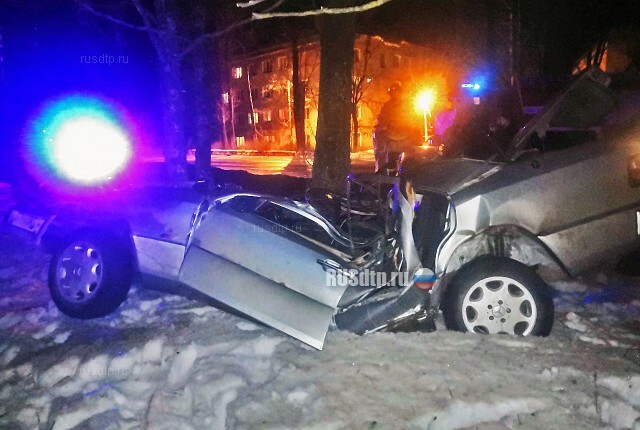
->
[31,186,203,255]
[188,206,349,308]
[126,200,201,245]
[179,245,335,350]
[133,235,186,281]
[451,142,640,275]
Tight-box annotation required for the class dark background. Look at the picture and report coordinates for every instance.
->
[1,0,639,182]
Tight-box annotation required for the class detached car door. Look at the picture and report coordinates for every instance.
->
[178,195,351,349]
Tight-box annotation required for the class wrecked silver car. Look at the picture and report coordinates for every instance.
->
[11,68,639,349]
[11,184,433,350]
[401,67,640,336]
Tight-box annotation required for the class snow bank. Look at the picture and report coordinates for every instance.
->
[1,224,640,429]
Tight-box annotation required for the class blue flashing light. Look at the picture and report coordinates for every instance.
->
[25,94,133,187]
[461,83,482,91]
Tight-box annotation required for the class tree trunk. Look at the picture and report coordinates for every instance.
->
[160,57,187,182]
[187,4,216,182]
[351,106,359,152]
[290,34,306,152]
[312,4,356,192]
[139,0,186,183]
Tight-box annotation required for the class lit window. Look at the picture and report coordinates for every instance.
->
[236,136,245,147]
[264,110,272,121]
[354,48,361,62]
[392,55,401,67]
[222,92,229,103]
[278,108,288,121]
[262,86,273,99]
[248,112,260,124]
[278,56,290,70]
[262,59,273,73]
[265,135,274,143]
[232,67,243,79]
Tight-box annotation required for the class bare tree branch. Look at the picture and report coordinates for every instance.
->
[76,0,158,32]
[129,0,160,36]
[180,0,286,60]
[180,17,253,60]
[252,0,394,19]
[236,0,270,8]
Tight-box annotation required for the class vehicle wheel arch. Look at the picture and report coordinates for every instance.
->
[438,254,554,336]
[56,220,139,274]
[432,225,568,308]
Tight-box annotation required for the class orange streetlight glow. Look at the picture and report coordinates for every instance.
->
[416,89,436,142]
[416,89,436,115]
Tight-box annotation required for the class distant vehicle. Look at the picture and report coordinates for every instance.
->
[8,68,639,349]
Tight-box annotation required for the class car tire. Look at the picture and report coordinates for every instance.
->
[48,230,133,319]
[442,256,554,336]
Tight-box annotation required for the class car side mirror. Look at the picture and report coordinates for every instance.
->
[628,154,640,186]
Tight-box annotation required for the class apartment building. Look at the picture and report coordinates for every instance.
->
[221,35,448,151]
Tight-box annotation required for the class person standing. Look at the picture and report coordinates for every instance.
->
[373,82,422,173]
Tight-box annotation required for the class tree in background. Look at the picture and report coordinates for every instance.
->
[250,0,393,192]
[78,0,281,181]
[350,35,375,152]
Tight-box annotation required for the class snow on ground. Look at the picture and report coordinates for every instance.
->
[0,223,639,429]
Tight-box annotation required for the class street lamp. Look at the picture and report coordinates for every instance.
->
[416,89,436,143]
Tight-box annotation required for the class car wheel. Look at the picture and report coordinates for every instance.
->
[48,230,133,319]
[442,257,554,336]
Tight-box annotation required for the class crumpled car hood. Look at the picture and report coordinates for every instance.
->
[404,158,503,196]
